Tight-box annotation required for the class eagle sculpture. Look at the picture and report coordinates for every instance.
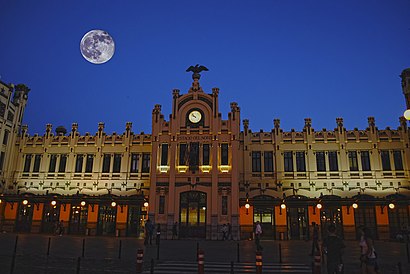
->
[186,64,209,74]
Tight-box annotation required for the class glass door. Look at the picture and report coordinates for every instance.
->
[179,191,206,238]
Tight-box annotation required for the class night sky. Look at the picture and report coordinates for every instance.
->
[1,0,409,135]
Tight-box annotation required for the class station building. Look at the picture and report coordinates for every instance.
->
[0,68,410,241]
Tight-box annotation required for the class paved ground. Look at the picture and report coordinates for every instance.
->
[0,233,408,273]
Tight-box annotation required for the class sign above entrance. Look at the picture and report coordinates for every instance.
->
[177,135,212,141]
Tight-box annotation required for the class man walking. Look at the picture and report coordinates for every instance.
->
[255,221,263,251]
[322,224,345,274]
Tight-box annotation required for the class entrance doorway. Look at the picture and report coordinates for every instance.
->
[42,203,60,234]
[354,205,377,239]
[127,205,143,237]
[388,205,409,240]
[69,204,88,235]
[253,195,275,239]
[287,207,308,240]
[179,191,206,238]
[15,203,33,233]
[320,206,343,238]
[97,205,117,236]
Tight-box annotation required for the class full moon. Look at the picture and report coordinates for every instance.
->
[80,30,115,64]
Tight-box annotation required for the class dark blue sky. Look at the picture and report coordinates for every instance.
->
[1,0,409,135]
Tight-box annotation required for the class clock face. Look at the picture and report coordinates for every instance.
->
[189,110,202,123]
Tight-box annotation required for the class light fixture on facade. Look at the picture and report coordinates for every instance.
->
[51,200,57,206]
[280,203,286,209]
[352,203,358,209]
[144,201,149,208]
[80,201,86,207]
[388,203,395,209]
[111,201,117,207]
[316,203,322,209]
[404,109,410,120]
[0,199,2,204]
[22,199,28,205]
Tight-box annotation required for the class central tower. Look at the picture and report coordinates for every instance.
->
[149,66,241,239]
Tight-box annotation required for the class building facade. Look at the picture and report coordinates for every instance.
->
[0,68,410,240]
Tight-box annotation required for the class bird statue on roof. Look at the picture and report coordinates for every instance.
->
[186,64,209,80]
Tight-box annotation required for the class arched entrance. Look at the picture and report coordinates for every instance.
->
[253,195,276,239]
[319,196,344,238]
[286,196,309,240]
[15,202,33,233]
[179,191,206,238]
[42,203,60,234]
[353,195,378,239]
[69,203,88,235]
[97,205,117,236]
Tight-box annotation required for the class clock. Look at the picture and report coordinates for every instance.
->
[188,110,202,123]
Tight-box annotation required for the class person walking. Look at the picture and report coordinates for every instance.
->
[172,221,178,240]
[227,223,232,240]
[221,224,228,240]
[359,227,378,274]
[144,219,154,246]
[255,221,263,251]
[322,224,345,274]
[310,222,320,255]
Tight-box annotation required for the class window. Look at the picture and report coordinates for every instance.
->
[113,154,121,173]
[59,154,67,172]
[316,152,326,172]
[130,153,139,173]
[75,154,83,173]
[361,151,371,171]
[3,130,9,145]
[23,154,32,172]
[179,144,188,165]
[295,151,306,172]
[252,151,261,172]
[222,196,228,215]
[202,144,210,165]
[328,151,338,171]
[49,155,57,173]
[284,151,293,172]
[393,150,403,171]
[348,151,358,171]
[159,196,165,214]
[85,154,94,173]
[142,153,150,173]
[264,151,274,172]
[33,155,41,172]
[0,152,5,171]
[160,143,168,166]
[381,150,391,171]
[221,144,229,165]
[102,154,111,173]
[189,142,199,169]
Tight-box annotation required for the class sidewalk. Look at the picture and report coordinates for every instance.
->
[0,233,408,273]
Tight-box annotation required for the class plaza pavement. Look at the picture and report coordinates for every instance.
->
[0,233,408,273]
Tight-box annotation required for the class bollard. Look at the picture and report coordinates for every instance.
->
[198,249,205,274]
[150,258,154,274]
[136,249,144,273]
[230,261,234,274]
[398,262,403,274]
[407,243,410,263]
[10,235,18,274]
[196,242,199,261]
[47,237,51,256]
[256,251,262,274]
[312,250,321,274]
[237,242,240,263]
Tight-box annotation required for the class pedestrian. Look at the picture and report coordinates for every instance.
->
[322,224,345,274]
[156,223,161,245]
[144,219,154,245]
[58,220,65,236]
[255,221,263,251]
[221,224,228,240]
[310,222,320,255]
[172,221,178,240]
[359,227,379,274]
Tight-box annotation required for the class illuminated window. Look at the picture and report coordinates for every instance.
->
[130,153,139,173]
[348,151,358,171]
[160,144,168,166]
[85,154,94,173]
[142,153,150,173]
[221,144,229,165]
